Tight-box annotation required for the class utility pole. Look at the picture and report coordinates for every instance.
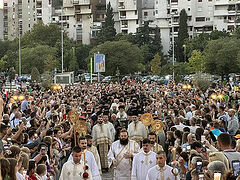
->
[61,7,64,73]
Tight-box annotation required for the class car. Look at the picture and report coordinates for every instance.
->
[102,76,112,82]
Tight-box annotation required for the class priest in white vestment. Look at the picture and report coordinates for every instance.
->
[131,138,156,180]
[108,129,140,180]
[86,134,102,174]
[60,146,93,180]
[103,111,116,142]
[146,150,180,180]
[92,115,113,169]
[68,137,101,180]
[127,112,147,145]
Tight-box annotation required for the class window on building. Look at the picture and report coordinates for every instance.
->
[206,17,210,21]
[4,3,7,6]
[144,12,148,16]
[120,11,126,17]
[122,30,128,34]
[102,14,104,18]
[136,20,138,24]
[156,10,158,14]
[28,24,30,28]
[135,10,137,15]
[188,7,190,11]
[67,16,69,20]
[156,1,158,4]
[119,2,124,7]
[190,26,193,31]
[198,0,202,2]
[28,0,30,3]
[67,24,69,28]
[195,17,205,21]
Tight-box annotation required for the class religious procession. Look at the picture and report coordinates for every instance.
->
[0,77,240,180]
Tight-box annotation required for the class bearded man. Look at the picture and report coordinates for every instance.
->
[127,111,147,145]
[107,129,140,180]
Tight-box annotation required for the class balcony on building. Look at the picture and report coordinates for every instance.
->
[36,1,42,8]
[73,0,90,5]
[37,9,42,16]
[228,5,236,13]
[75,5,91,14]
[120,11,126,19]
[171,0,178,5]
[118,2,125,9]
[18,0,22,5]
[121,20,128,28]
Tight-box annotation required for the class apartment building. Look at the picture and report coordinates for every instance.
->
[61,0,93,44]
[213,0,240,31]
[153,0,214,54]
[2,0,52,40]
[0,7,3,40]
[106,0,141,34]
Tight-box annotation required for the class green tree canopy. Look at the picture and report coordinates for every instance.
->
[69,47,79,72]
[96,2,116,44]
[187,50,205,73]
[87,40,144,75]
[150,53,161,75]
[204,37,240,78]
[31,67,41,82]
[21,21,62,48]
[175,9,188,62]
[19,45,58,74]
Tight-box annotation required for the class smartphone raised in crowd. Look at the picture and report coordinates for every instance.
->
[232,160,240,177]
[196,161,202,173]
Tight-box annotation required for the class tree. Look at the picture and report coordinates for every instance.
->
[149,27,163,57]
[19,45,57,74]
[21,21,62,48]
[150,53,161,75]
[204,37,240,79]
[96,2,116,43]
[134,21,152,46]
[69,47,79,72]
[192,73,212,92]
[8,67,15,90]
[175,9,188,62]
[31,67,41,83]
[75,44,92,71]
[1,51,18,71]
[187,50,205,73]
[86,40,144,75]
[41,71,53,90]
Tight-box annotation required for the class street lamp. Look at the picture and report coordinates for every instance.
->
[183,44,186,62]
[171,15,175,81]
[18,19,21,76]
[61,7,64,73]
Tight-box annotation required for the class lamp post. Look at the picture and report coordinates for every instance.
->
[171,14,175,81]
[61,7,64,73]
[183,44,186,62]
[19,20,21,76]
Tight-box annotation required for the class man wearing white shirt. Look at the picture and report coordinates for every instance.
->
[60,146,93,180]
[131,138,156,180]
[68,137,101,180]
[146,151,180,180]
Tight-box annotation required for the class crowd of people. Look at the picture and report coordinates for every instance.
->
[0,77,239,180]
